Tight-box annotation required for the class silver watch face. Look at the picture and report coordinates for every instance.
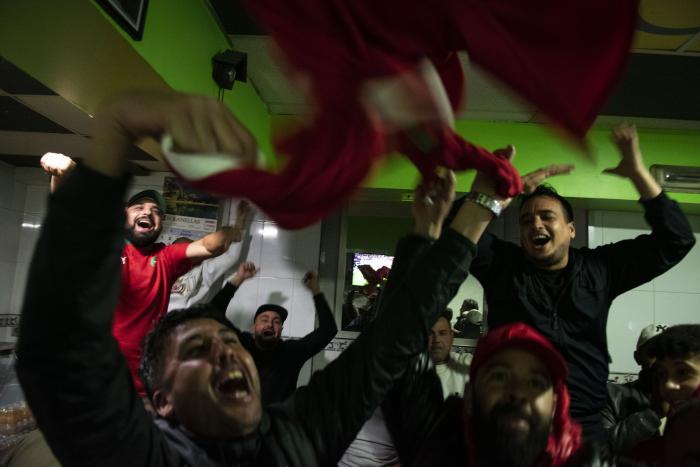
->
[471,192,501,216]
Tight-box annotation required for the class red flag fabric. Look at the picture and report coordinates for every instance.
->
[168,0,638,229]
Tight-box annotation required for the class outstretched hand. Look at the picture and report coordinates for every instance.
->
[472,145,573,211]
[521,164,575,194]
[303,272,321,295]
[41,152,77,193]
[231,261,258,287]
[412,170,456,239]
[40,152,76,177]
[88,93,258,178]
[604,122,645,179]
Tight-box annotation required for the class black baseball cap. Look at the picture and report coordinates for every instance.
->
[127,190,167,214]
[254,304,288,323]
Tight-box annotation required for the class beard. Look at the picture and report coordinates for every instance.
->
[473,401,551,467]
[254,329,280,349]
[125,225,161,247]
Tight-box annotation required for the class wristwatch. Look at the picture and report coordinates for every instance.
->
[463,192,503,217]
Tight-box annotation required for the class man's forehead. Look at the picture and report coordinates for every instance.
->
[657,354,700,368]
[128,197,160,208]
[520,195,565,214]
[481,347,551,376]
[256,311,282,321]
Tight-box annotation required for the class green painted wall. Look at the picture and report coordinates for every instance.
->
[92,0,272,156]
[367,121,700,206]
[92,0,699,208]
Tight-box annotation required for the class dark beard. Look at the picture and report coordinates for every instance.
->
[473,401,550,467]
[125,225,160,247]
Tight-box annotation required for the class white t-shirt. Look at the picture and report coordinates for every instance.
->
[338,408,399,467]
[435,351,472,399]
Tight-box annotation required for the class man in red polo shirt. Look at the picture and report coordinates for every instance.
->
[41,155,244,395]
[117,189,244,395]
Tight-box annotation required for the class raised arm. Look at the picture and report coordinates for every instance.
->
[599,124,695,297]
[210,261,258,313]
[290,272,338,357]
[179,201,254,308]
[383,163,529,464]
[15,93,258,467]
[185,225,242,262]
[289,168,500,464]
[378,172,456,310]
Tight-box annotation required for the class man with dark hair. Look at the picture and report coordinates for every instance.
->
[450,124,696,441]
[601,324,664,455]
[429,308,471,398]
[16,92,491,466]
[648,324,700,412]
[628,325,700,464]
[210,265,339,404]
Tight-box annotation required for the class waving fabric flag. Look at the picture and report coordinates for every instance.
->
[165,0,638,229]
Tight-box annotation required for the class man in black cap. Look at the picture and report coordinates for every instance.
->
[212,266,338,404]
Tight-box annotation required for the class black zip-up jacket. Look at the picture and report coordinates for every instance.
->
[601,379,660,455]
[470,193,695,434]
[212,284,338,405]
[15,165,476,467]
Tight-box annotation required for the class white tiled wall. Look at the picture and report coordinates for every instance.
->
[589,209,700,374]
[0,163,43,342]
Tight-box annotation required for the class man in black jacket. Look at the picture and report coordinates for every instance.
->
[461,124,696,441]
[209,265,338,405]
[601,324,664,455]
[15,92,490,466]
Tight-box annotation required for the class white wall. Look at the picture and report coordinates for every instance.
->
[589,209,700,374]
[0,162,26,329]
[0,165,49,344]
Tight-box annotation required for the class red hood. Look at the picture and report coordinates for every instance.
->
[466,323,583,467]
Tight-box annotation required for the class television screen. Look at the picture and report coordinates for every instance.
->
[351,252,394,287]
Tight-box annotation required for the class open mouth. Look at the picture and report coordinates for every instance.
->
[262,329,275,337]
[215,368,252,401]
[530,233,551,249]
[135,217,154,232]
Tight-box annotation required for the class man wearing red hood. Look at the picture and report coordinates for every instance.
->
[382,322,611,466]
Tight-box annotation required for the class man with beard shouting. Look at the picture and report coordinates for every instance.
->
[383,322,610,466]
[118,189,244,395]
[211,266,338,404]
[41,154,245,396]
